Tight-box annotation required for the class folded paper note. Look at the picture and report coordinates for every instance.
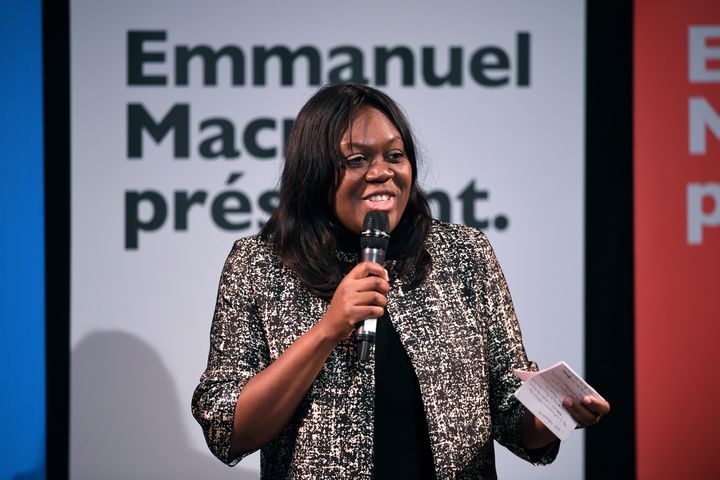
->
[513,361,604,440]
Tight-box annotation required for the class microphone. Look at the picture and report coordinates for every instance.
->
[356,211,390,362]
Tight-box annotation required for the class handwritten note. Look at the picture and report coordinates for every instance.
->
[513,362,603,440]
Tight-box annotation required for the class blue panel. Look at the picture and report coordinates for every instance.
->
[0,0,46,478]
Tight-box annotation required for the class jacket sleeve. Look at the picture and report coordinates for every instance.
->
[191,239,270,466]
[475,231,560,465]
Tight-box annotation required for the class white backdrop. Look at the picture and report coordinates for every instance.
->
[70,1,585,478]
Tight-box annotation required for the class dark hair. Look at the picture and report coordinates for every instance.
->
[261,83,432,298]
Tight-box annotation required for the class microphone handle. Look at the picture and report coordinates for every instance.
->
[357,247,386,361]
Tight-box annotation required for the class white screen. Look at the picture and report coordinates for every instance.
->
[70,1,585,478]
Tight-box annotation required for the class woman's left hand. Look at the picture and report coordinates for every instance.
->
[563,395,611,428]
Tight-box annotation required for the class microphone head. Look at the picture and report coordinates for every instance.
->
[361,211,390,250]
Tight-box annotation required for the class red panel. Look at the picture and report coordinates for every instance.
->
[635,1,720,479]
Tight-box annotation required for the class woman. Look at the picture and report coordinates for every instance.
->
[192,84,609,479]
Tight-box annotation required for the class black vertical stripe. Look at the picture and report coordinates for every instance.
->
[43,0,71,478]
[586,0,636,478]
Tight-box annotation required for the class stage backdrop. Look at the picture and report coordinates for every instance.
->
[70,1,585,478]
[635,0,720,478]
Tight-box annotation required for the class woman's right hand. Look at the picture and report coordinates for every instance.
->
[319,262,390,344]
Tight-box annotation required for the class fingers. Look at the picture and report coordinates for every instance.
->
[320,263,391,342]
[347,262,389,281]
[563,398,597,427]
[563,395,610,428]
[344,280,388,320]
[353,305,386,321]
[353,275,390,295]
[354,290,388,308]
[343,262,390,294]
[581,396,610,417]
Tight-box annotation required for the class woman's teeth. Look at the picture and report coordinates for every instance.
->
[369,194,390,202]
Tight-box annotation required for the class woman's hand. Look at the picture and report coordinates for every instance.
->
[318,262,390,343]
[564,395,611,428]
[522,395,610,449]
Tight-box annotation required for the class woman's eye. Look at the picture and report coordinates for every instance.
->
[386,151,406,162]
[345,155,366,167]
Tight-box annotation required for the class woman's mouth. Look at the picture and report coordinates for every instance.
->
[367,194,392,202]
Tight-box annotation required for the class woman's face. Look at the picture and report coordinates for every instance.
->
[334,107,412,234]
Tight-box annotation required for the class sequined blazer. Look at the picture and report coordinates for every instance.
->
[192,220,559,479]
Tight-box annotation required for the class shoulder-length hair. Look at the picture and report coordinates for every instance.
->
[261,83,432,298]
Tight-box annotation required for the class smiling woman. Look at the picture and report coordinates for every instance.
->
[335,107,412,236]
[258,84,433,298]
[191,83,608,479]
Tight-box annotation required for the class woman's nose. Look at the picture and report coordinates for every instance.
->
[364,158,393,183]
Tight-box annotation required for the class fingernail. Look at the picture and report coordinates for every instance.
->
[563,398,574,408]
[583,397,592,405]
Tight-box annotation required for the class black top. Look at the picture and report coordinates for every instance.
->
[374,313,436,479]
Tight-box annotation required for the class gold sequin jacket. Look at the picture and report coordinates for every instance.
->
[192,220,559,479]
